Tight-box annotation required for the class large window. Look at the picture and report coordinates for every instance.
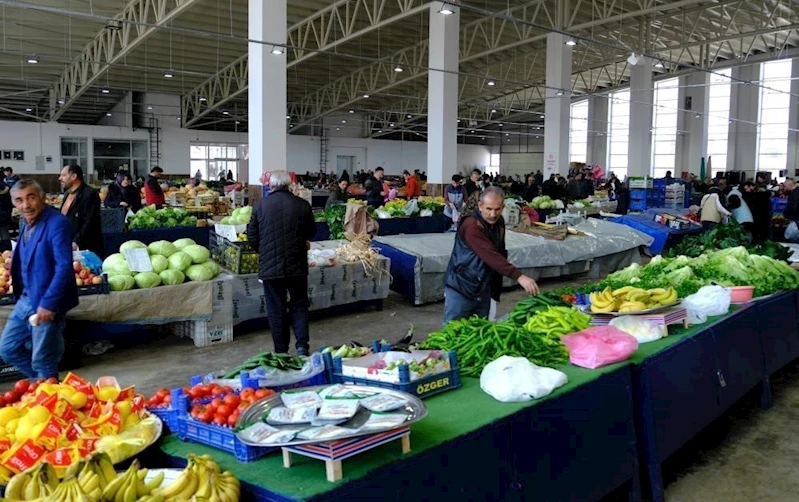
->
[652,78,679,178]
[608,90,630,180]
[93,140,148,181]
[190,142,244,181]
[707,69,732,172]
[61,138,88,173]
[569,100,589,163]
[757,60,792,177]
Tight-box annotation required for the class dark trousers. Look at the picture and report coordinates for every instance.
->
[263,276,310,353]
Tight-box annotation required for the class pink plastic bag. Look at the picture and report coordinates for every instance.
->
[561,327,639,369]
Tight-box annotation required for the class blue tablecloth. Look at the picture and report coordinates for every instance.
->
[102,226,211,257]
[312,215,450,241]
[610,214,701,254]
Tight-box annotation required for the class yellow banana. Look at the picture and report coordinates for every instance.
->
[590,302,615,313]
[612,286,635,297]
[138,468,149,481]
[155,466,192,499]
[143,471,165,493]
[102,468,129,501]
[6,471,31,500]
[174,470,198,500]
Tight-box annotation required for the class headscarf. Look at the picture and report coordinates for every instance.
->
[116,171,132,187]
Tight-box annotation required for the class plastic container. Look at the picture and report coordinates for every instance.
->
[208,231,227,265]
[629,200,647,212]
[222,240,258,275]
[728,286,755,303]
[772,198,788,214]
[100,208,126,233]
[0,293,16,306]
[146,388,183,433]
[78,274,110,296]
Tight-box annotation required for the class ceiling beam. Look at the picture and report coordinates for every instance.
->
[47,0,203,122]
[182,0,429,128]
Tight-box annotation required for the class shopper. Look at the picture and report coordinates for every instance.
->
[442,187,539,325]
[58,165,103,255]
[0,180,78,379]
[403,170,421,199]
[700,187,731,231]
[464,169,482,196]
[521,175,539,202]
[3,167,19,187]
[727,186,754,233]
[364,167,386,208]
[247,171,316,356]
[144,166,165,207]
[567,174,584,201]
[0,172,11,243]
[105,171,142,212]
[325,178,350,209]
[742,181,771,245]
[444,174,467,230]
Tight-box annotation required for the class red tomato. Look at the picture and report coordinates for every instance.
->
[220,386,235,394]
[195,385,209,397]
[213,414,227,426]
[254,389,273,399]
[222,394,240,407]
[227,414,238,427]
[0,397,7,407]
[190,406,202,419]
[216,405,231,417]
[162,395,172,405]
[3,391,17,403]
[46,377,58,384]
[210,398,223,409]
[210,387,224,397]
[198,411,214,423]
[13,380,29,394]
[27,383,36,394]
[237,403,249,412]
[156,389,170,399]
[240,387,255,398]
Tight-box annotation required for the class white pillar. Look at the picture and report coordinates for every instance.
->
[426,2,459,185]
[727,64,761,178]
[628,57,653,176]
[587,95,609,167]
[248,0,287,185]
[543,32,572,177]
[787,58,799,176]
[676,73,709,176]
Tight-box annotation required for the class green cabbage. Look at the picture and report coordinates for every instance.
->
[183,244,211,264]
[159,269,185,286]
[173,238,196,250]
[134,272,162,289]
[150,255,168,274]
[240,206,253,216]
[202,261,220,278]
[120,240,147,252]
[108,275,135,292]
[220,217,232,224]
[102,253,131,276]
[168,251,192,271]
[147,240,178,257]
[185,264,215,281]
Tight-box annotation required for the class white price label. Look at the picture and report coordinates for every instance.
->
[215,224,238,242]
[123,248,153,272]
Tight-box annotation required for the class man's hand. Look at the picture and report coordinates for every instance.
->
[517,275,540,295]
[35,307,55,325]
[72,242,78,251]
[119,202,128,207]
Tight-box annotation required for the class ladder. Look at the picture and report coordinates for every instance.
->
[148,116,162,168]
[319,129,329,173]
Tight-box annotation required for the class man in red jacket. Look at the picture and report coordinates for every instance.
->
[144,166,165,207]
[403,170,420,199]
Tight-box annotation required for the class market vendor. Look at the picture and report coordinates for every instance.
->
[0,180,78,379]
[364,167,386,208]
[442,187,539,325]
[105,171,142,212]
[325,178,350,209]
[403,170,421,199]
[59,165,103,256]
[144,166,165,207]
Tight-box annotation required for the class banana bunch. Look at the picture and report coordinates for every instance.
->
[154,454,240,502]
[4,463,59,500]
[589,286,678,314]
[101,460,164,502]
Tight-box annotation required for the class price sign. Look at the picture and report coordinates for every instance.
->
[215,224,239,242]
[123,248,153,272]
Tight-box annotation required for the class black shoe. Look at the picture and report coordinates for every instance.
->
[297,347,310,357]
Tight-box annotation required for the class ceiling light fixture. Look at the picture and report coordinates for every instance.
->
[235,121,240,125]
[57,99,65,105]
[491,109,497,113]
[341,119,346,124]
[271,46,285,55]
[505,133,509,136]
[363,94,370,98]
[290,124,294,128]
[286,115,291,119]
[694,113,700,118]
[407,114,412,118]
[163,71,173,78]
[26,55,39,64]
[556,89,564,96]
[394,65,403,72]
[199,96,207,102]
[101,88,110,94]
[390,123,395,127]
[378,130,383,133]
[106,112,112,117]
[627,53,640,66]
[499,123,503,127]
[654,60,664,68]
[565,38,577,46]
[470,130,475,133]
[336,127,340,131]
[147,105,153,110]
[438,5,455,15]
[487,80,496,86]
[457,119,461,123]
[349,109,354,114]
[25,108,32,112]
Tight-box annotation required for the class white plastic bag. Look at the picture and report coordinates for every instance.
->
[479,356,568,402]
[420,209,433,217]
[609,316,667,344]
[682,285,731,325]
[488,300,498,322]
[403,199,420,216]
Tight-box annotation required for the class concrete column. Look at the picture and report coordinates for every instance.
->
[676,72,710,176]
[543,32,572,177]
[587,95,609,167]
[728,64,761,177]
[787,58,799,176]
[426,1,459,185]
[248,0,287,185]
[627,57,654,176]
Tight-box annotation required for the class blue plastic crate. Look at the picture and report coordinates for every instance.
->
[173,393,273,462]
[630,189,648,199]
[772,198,788,213]
[238,370,327,392]
[629,200,647,212]
[146,388,182,433]
[323,350,461,400]
[653,179,667,189]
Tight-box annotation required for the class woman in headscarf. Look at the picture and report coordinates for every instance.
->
[105,171,142,212]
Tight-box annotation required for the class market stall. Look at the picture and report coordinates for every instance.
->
[312,214,450,241]
[607,213,701,255]
[374,218,652,305]
[103,227,211,257]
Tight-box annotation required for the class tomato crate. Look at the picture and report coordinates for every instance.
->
[322,350,461,400]
[222,240,259,275]
[145,388,183,433]
[174,393,273,462]
[77,274,110,296]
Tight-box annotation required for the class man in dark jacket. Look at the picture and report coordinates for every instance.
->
[464,169,482,196]
[364,167,385,208]
[58,165,103,256]
[248,171,316,355]
[442,187,539,325]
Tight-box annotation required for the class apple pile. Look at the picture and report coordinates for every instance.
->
[74,261,104,287]
[0,250,12,295]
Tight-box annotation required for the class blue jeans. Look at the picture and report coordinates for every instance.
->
[0,296,65,379]
[442,287,491,328]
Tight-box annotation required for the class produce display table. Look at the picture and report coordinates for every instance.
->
[312,215,450,241]
[608,214,701,255]
[311,190,329,208]
[103,226,211,257]
[158,367,640,502]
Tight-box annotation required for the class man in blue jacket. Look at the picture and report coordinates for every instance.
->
[0,180,78,378]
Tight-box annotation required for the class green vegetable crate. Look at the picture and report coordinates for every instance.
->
[209,231,259,275]
[322,347,461,400]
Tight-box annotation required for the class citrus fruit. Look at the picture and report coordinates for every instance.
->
[68,392,87,409]
[0,407,20,427]
[26,405,51,425]
[96,387,120,402]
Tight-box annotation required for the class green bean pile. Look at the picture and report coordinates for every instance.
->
[421,317,570,377]
[507,292,570,326]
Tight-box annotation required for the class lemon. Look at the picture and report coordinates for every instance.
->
[116,401,131,421]
[26,405,51,426]
[30,422,46,440]
[68,392,87,410]
[36,383,55,396]
[0,465,12,482]
[6,418,18,434]
[57,387,75,401]
[0,407,20,427]
[96,387,120,402]
[15,421,32,443]
[123,414,140,429]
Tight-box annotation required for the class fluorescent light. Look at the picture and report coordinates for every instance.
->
[505,133,509,136]
[491,109,497,113]
[271,46,285,55]
[556,89,564,96]
[499,123,503,127]
[341,119,346,124]
[349,109,354,114]
[390,123,395,127]
[654,60,664,68]
[147,105,153,110]
[101,88,110,94]
[222,110,229,115]
[565,39,576,46]
[199,96,207,102]
[378,130,382,133]
[394,65,403,72]
[25,108,32,112]
[163,71,173,78]
[438,6,455,15]
[26,55,38,64]
[487,80,496,86]
[407,114,412,118]
[363,94,370,98]
[470,130,475,133]
[57,99,65,105]
[106,112,112,116]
